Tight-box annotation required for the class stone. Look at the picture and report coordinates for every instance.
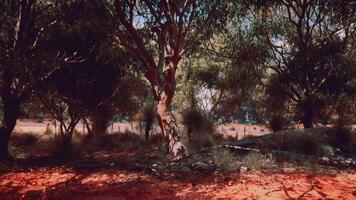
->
[240,166,248,173]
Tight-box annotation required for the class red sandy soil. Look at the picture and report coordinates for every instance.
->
[0,167,355,200]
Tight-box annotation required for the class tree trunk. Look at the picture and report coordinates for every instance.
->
[91,116,109,139]
[187,126,193,142]
[145,123,150,143]
[302,100,313,129]
[57,133,73,156]
[57,122,76,156]
[90,106,112,141]
[156,94,187,160]
[0,94,20,161]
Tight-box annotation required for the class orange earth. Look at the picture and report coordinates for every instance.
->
[0,167,355,200]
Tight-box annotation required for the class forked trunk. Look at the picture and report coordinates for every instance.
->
[0,95,20,161]
[156,95,187,160]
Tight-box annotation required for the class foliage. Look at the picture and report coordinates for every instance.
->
[135,103,156,142]
[242,152,263,171]
[254,0,356,128]
[211,149,238,174]
[268,115,290,132]
[99,132,145,152]
[181,108,218,149]
[175,6,269,122]
[8,133,38,158]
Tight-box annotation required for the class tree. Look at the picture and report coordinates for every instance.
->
[175,4,269,123]
[38,68,86,155]
[35,3,148,151]
[257,0,356,128]
[86,0,227,158]
[0,0,58,160]
[136,104,156,143]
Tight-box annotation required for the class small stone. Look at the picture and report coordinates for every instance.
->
[321,157,329,162]
[151,169,160,177]
[344,160,352,165]
[240,166,248,173]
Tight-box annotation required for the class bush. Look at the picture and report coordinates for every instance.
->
[298,136,319,155]
[100,131,144,151]
[211,149,238,173]
[242,152,263,170]
[327,127,355,154]
[269,115,289,132]
[181,109,216,149]
[9,133,38,158]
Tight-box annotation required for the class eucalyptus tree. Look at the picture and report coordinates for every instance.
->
[82,0,228,158]
[36,2,148,151]
[255,0,356,128]
[175,3,269,123]
[0,0,59,160]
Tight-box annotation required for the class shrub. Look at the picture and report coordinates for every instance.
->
[100,131,144,151]
[242,152,263,171]
[136,105,156,143]
[9,133,38,158]
[181,109,216,149]
[211,149,237,174]
[298,136,319,155]
[318,145,335,157]
[327,127,355,154]
[269,115,289,132]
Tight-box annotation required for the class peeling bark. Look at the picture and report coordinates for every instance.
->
[156,94,187,160]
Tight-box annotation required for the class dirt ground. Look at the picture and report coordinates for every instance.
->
[4,120,355,199]
[0,166,355,200]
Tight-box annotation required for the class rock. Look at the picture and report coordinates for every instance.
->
[321,157,329,162]
[319,145,335,157]
[240,166,248,173]
[151,169,160,177]
[192,161,211,171]
[344,159,352,165]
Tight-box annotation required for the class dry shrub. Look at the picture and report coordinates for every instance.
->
[100,131,144,151]
[181,109,216,149]
[327,127,355,155]
[255,130,321,156]
[9,132,38,158]
[254,127,356,158]
[242,152,263,170]
[211,149,238,174]
[269,115,290,132]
